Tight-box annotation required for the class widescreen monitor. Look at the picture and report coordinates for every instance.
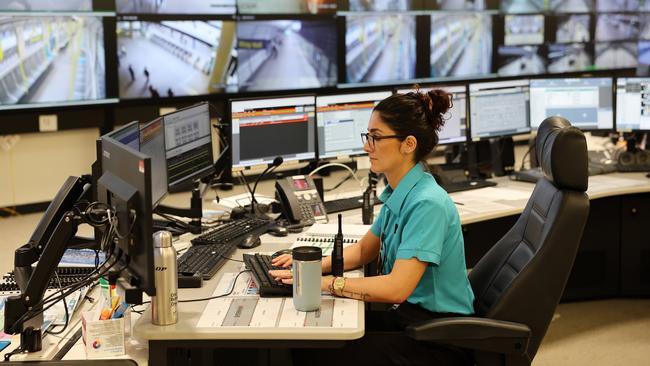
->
[430,13,492,78]
[469,79,531,140]
[236,20,337,92]
[0,0,92,11]
[595,14,639,42]
[396,86,468,145]
[500,0,546,13]
[0,14,112,110]
[231,96,317,168]
[529,78,613,131]
[616,77,650,131]
[547,43,593,73]
[237,0,336,14]
[316,91,391,160]
[549,0,593,13]
[109,121,140,152]
[163,103,214,189]
[555,14,590,44]
[497,45,546,76]
[597,0,638,12]
[595,42,637,69]
[117,20,237,99]
[347,0,415,11]
[432,0,488,10]
[345,14,416,84]
[116,0,236,14]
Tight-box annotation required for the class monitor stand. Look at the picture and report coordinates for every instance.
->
[155,180,203,234]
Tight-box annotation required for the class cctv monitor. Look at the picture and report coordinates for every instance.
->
[231,95,317,168]
[395,86,468,145]
[529,78,613,131]
[163,102,214,189]
[469,79,531,140]
[116,0,236,14]
[316,91,392,160]
[616,77,650,131]
[237,0,336,14]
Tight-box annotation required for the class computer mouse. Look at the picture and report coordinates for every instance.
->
[238,233,261,249]
[268,225,289,237]
[272,249,293,258]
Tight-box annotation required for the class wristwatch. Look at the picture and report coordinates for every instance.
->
[333,277,346,297]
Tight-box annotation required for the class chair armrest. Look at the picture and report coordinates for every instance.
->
[405,317,531,355]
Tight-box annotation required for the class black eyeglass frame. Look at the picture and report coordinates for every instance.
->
[360,133,407,148]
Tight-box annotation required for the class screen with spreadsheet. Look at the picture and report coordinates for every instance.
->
[396,86,468,145]
[231,96,316,168]
[530,78,613,130]
[469,79,531,139]
[616,77,650,131]
[316,91,391,159]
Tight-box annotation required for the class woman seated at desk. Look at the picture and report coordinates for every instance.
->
[270,89,475,366]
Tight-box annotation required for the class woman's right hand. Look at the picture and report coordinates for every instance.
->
[271,254,293,268]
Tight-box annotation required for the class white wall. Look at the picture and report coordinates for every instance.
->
[0,128,99,207]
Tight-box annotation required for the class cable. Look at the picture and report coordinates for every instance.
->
[309,163,363,187]
[179,270,251,303]
[46,271,69,335]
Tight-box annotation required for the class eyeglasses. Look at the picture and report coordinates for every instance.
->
[360,133,406,149]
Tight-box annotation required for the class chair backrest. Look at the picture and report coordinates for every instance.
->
[468,117,590,362]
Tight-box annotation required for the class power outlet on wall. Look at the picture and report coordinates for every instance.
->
[39,114,58,132]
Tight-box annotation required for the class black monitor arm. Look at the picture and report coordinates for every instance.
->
[4,210,84,353]
[155,180,203,234]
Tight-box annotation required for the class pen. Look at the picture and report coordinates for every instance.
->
[453,201,464,206]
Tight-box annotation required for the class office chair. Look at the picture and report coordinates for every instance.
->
[406,117,590,366]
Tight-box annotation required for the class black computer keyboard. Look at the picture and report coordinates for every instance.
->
[323,195,364,213]
[177,240,239,280]
[1,266,96,292]
[191,218,270,246]
[440,179,497,193]
[243,253,292,297]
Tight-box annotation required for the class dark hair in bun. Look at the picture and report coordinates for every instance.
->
[373,86,453,162]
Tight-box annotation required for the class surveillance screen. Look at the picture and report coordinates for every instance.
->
[237,0,336,14]
[497,45,546,76]
[0,0,92,11]
[549,0,594,13]
[616,78,650,130]
[504,15,544,46]
[638,41,650,66]
[348,0,415,11]
[596,14,639,42]
[117,20,237,99]
[640,14,650,40]
[595,42,637,69]
[434,0,488,10]
[116,0,236,14]
[555,15,590,44]
[500,0,546,13]
[547,43,593,73]
[0,15,107,109]
[529,78,613,131]
[596,0,639,12]
[430,13,492,78]
[236,20,337,92]
[345,14,416,84]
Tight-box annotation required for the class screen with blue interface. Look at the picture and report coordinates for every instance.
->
[529,78,613,130]
[316,91,392,159]
[396,86,468,145]
[469,79,531,139]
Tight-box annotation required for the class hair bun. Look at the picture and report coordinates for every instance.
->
[426,89,452,117]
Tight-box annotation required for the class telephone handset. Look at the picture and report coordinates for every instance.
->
[276,175,328,226]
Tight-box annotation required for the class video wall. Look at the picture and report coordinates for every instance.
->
[0,0,649,112]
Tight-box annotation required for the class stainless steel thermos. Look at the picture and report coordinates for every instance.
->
[152,231,178,325]
[292,246,322,311]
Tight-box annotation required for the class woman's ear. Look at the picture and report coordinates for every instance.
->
[402,136,417,155]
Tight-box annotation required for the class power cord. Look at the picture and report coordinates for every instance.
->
[179,270,251,303]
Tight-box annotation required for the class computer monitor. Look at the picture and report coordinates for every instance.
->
[97,135,156,297]
[116,0,236,14]
[616,77,650,131]
[139,117,168,205]
[231,95,317,168]
[469,79,531,140]
[108,121,140,151]
[395,86,468,145]
[316,91,392,160]
[529,77,613,131]
[504,14,545,46]
[163,102,214,189]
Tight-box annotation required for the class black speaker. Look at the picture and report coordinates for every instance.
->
[490,137,515,176]
[467,140,492,179]
[617,150,650,172]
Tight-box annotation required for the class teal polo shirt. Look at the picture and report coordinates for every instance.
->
[370,164,475,315]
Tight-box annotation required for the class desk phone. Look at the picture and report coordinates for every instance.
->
[276,175,328,226]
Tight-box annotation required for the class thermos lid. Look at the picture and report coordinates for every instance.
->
[153,230,174,248]
[292,246,322,261]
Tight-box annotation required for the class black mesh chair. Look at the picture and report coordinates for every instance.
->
[406,117,590,366]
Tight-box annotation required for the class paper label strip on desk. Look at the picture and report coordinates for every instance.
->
[290,223,371,256]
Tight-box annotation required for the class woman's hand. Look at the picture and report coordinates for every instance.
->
[269,269,293,284]
[271,254,292,268]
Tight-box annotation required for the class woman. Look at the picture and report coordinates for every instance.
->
[270,89,475,365]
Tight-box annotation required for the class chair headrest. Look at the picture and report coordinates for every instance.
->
[536,117,588,192]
